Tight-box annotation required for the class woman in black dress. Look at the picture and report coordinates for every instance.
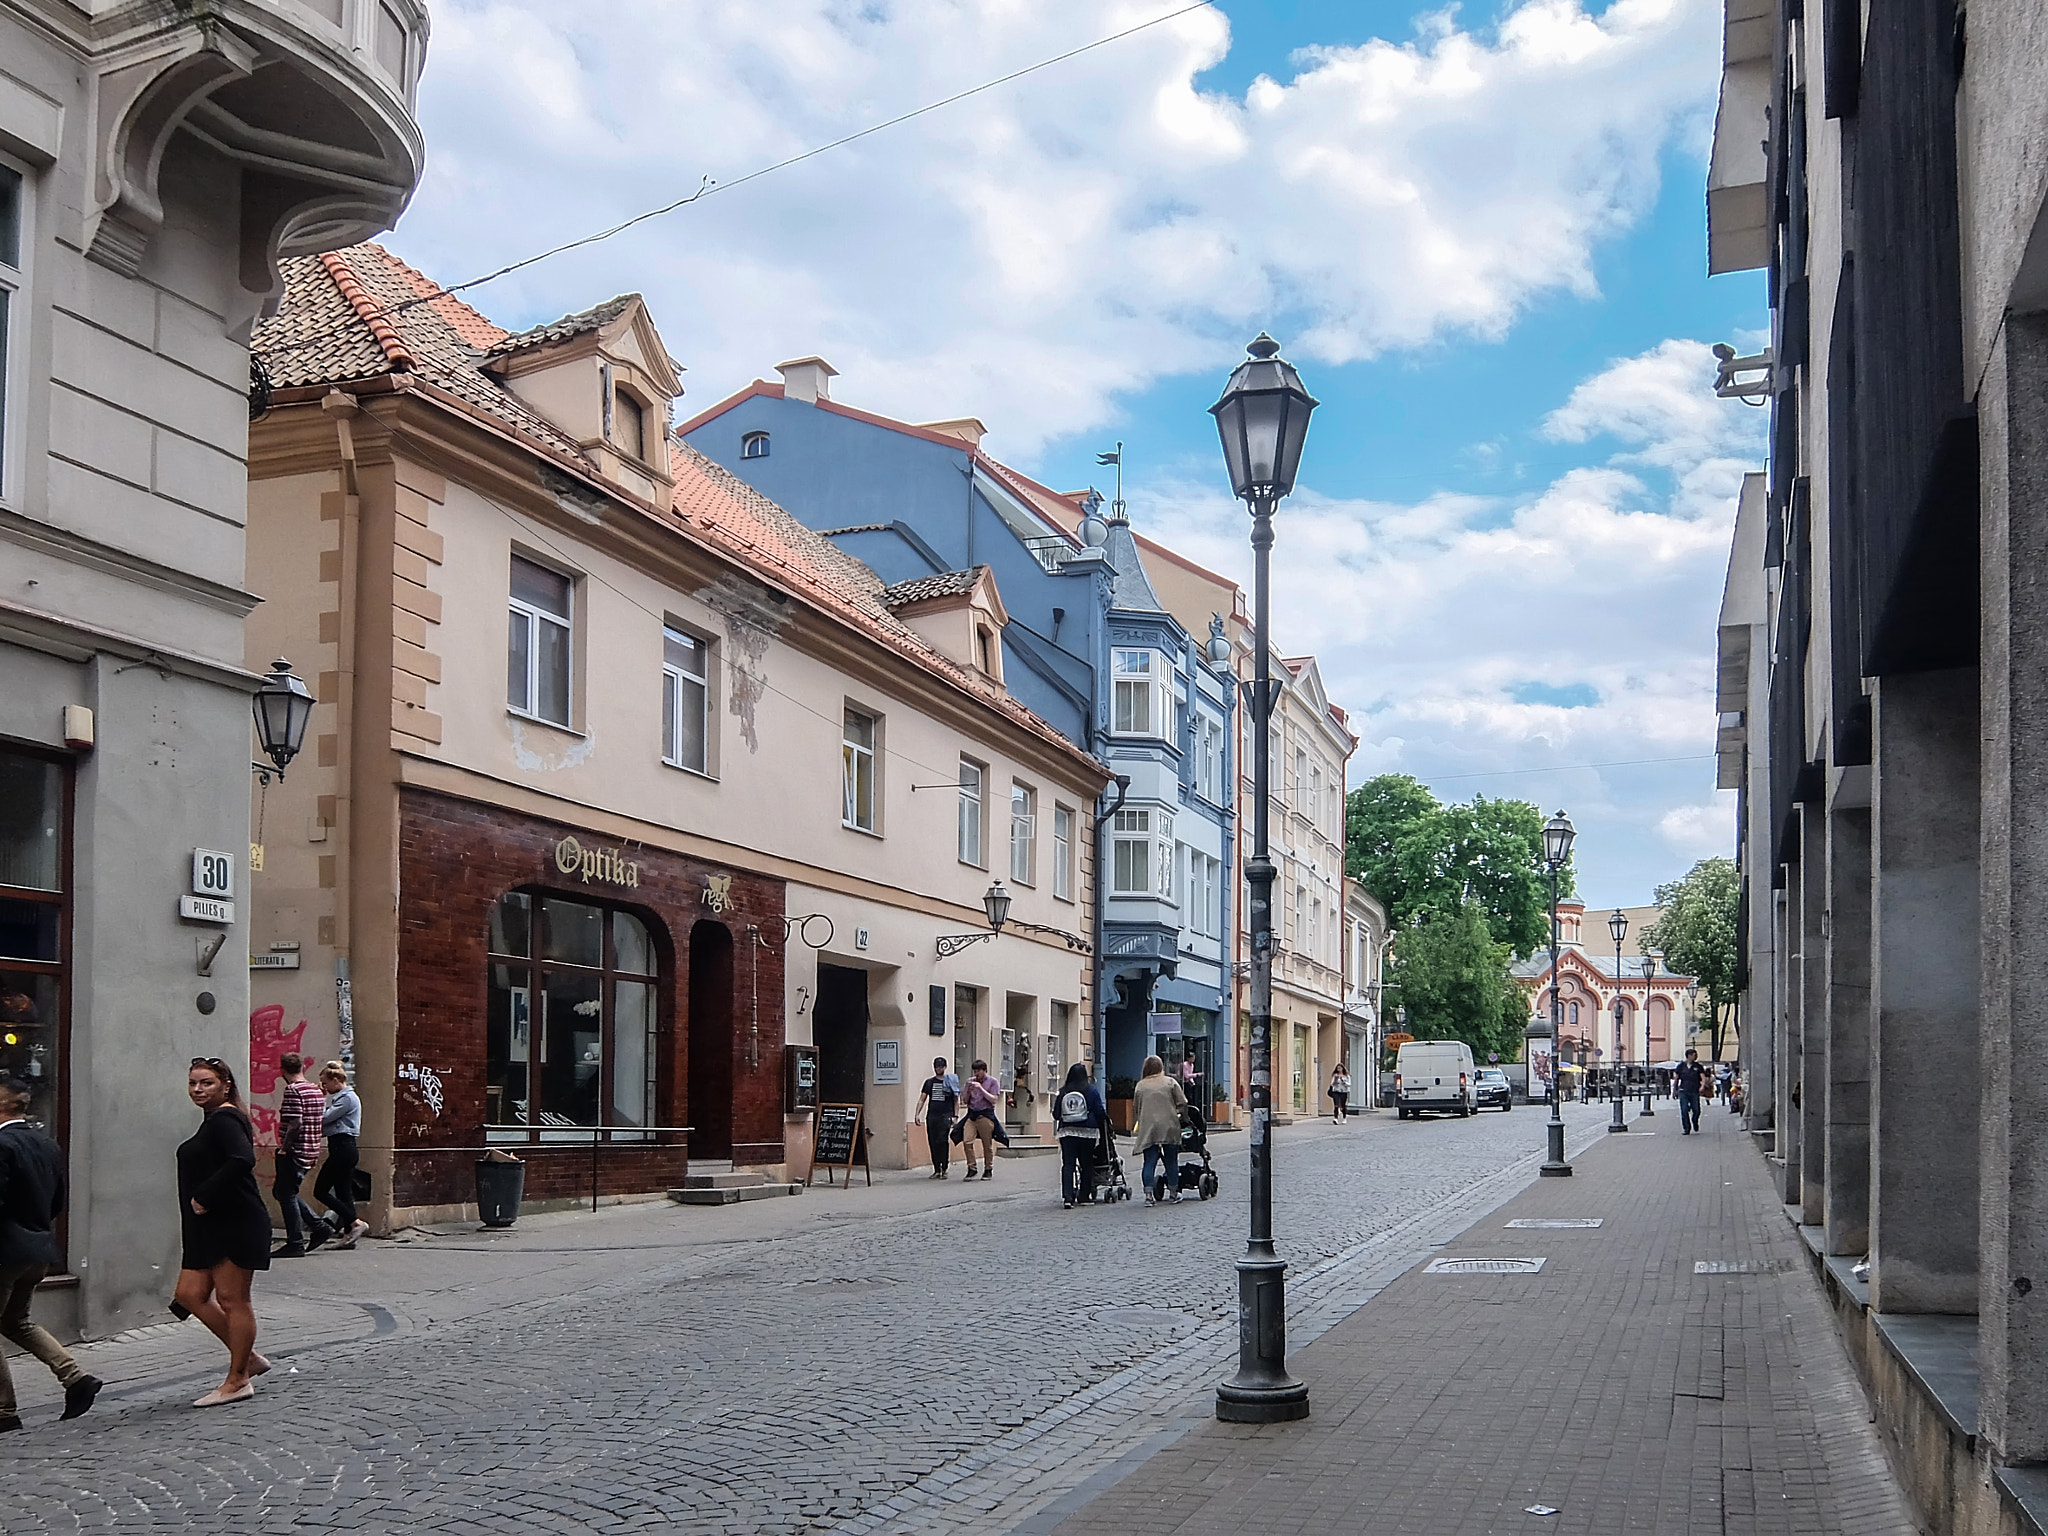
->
[174,1057,272,1406]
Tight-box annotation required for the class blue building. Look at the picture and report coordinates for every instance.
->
[681,358,1237,1109]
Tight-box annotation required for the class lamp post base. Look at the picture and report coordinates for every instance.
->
[1216,1255,1310,1423]
[1539,1116,1572,1176]
[1609,1097,1629,1133]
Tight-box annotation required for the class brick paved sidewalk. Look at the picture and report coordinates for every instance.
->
[1046,1104,1923,1536]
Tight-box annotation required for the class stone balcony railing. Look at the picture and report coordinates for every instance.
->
[73,0,430,325]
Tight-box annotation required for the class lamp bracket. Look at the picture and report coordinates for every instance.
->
[935,931,997,959]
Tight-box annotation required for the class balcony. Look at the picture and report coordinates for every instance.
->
[78,0,429,323]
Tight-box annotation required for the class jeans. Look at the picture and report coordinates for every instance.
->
[1141,1144,1180,1198]
[925,1114,953,1173]
[1331,1092,1349,1120]
[0,1262,81,1420]
[273,1152,320,1247]
[1679,1091,1702,1133]
[1060,1136,1092,1203]
[314,1133,359,1231]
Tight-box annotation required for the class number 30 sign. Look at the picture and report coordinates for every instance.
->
[192,848,235,900]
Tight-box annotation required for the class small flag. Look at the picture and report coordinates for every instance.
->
[1096,450,1120,465]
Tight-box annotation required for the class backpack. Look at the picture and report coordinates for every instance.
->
[1057,1088,1092,1126]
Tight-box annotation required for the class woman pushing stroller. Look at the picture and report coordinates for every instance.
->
[1053,1063,1112,1209]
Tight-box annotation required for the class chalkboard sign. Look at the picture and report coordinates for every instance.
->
[812,1102,869,1186]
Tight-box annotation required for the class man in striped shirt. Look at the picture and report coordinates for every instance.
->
[273,1053,327,1257]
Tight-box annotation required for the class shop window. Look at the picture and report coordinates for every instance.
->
[0,748,64,1139]
[509,553,573,727]
[1292,1024,1309,1113]
[486,892,659,1136]
[662,624,711,775]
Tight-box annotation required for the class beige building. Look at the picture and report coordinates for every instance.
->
[1342,879,1389,1102]
[0,0,424,1336]
[1511,900,1704,1067]
[244,247,1105,1220]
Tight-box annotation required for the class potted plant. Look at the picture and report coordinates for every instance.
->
[1107,1075,1137,1134]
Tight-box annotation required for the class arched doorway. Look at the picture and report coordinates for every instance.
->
[1647,998,1672,1061]
[688,921,735,1160]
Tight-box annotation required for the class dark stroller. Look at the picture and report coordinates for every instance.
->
[1078,1123,1132,1203]
[1166,1103,1220,1201]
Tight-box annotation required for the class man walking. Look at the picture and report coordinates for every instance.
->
[273,1052,326,1256]
[1675,1049,1707,1135]
[915,1057,961,1179]
[0,1075,100,1430]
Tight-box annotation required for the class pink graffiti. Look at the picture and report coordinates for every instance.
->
[249,1104,281,1151]
[249,1004,308,1096]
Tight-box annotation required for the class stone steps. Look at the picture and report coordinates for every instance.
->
[998,1132,1058,1159]
[667,1170,804,1205]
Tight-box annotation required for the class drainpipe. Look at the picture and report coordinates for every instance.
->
[1093,772,1131,1088]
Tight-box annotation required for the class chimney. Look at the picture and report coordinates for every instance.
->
[776,356,838,404]
[921,418,988,448]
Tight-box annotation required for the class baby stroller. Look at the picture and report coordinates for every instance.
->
[1079,1123,1132,1203]
[1163,1103,1220,1201]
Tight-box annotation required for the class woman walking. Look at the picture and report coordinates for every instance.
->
[1329,1062,1352,1122]
[1052,1062,1110,1209]
[311,1061,368,1249]
[174,1057,272,1407]
[1133,1056,1189,1205]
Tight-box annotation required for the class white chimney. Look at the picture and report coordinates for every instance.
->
[776,356,838,404]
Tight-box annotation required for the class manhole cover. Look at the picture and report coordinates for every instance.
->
[1693,1259,1795,1274]
[1097,1306,1193,1328]
[1505,1218,1604,1229]
[1425,1256,1546,1275]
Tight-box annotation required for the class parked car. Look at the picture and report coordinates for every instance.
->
[1394,1040,1477,1118]
[1473,1066,1513,1111]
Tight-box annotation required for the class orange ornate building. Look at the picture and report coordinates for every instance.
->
[1511,900,1699,1066]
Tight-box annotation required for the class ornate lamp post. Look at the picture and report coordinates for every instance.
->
[1607,910,1630,1134]
[1639,950,1660,1117]
[1211,333,1317,1425]
[1539,810,1575,1177]
[251,658,315,780]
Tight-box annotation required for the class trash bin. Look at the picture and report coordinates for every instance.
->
[476,1150,525,1227]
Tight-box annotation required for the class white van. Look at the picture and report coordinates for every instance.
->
[1394,1040,1477,1118]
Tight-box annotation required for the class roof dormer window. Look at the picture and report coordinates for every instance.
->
[741,431,770,460]
[613,388,646,462]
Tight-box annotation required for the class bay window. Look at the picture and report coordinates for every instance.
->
[1111,807,1174,896]
[1112,650,1162,736]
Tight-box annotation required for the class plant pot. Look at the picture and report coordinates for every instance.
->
[1108,1098,1135,1135]
[475,1153,526,1228]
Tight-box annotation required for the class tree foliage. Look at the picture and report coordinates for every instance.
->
[1641,857,1740,1056]
[1384,901,1527,1063]
[1345,774,1569,961]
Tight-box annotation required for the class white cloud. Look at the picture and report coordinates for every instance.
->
[390,0,1721,454]
[1131,337,1764,894]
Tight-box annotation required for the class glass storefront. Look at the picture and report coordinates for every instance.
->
[485,891,660,1137]
[1151,1004,1216,1115]
[0,748,65,1137]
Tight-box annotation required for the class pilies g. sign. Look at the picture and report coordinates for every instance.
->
[552,835,641,888]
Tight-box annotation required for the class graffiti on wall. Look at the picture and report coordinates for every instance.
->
[249,1003,309,1151]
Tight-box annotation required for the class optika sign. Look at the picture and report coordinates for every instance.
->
[552,835,641,888]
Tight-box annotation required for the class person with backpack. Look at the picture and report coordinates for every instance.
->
[1053,1062,1109,1209]
[0,1075,99,1430]
[914,1057,961,1179]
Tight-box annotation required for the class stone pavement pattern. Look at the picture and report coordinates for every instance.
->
[3,1104,1612,1533]
[1049,1105,1923,1536]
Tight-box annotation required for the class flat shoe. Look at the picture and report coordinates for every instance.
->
[61,1375,102,1421]
[193,1383,254,1408]
[248,1354,272,1378]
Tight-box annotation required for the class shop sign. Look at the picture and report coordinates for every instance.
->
[552,835,640,888]
[700,873,734,914]
[873,1039,901,1084]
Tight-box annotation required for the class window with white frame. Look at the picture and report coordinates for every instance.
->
[958,758,986,866]
[1009,782,1035,884]
[1197,715,1224,802]
[1308,763,1322,823]
[843,708,878,831]
[1184,850,1222,938]
[0,163,20,493]
[1052,804,1075,901]
[1112,807,1173,896]
[1295,749,1309,812]
[1112,650,1162,736]
[661,625,710,774]
[1308,897,1320,958]
[509,554,573,726]
[741,430,770,459]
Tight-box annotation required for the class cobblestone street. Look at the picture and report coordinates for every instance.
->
[5,1105,1607,1533]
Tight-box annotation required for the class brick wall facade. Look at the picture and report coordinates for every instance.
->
[393,788,787,1207]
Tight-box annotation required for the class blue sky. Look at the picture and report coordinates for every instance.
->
[386,0,1764,905]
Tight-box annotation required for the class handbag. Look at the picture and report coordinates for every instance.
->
[949,1119,965,1146]
[351,1168,373,1202]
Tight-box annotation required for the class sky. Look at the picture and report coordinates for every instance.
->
[382,0,1766,906]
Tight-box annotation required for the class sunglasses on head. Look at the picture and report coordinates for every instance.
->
[190,1057,229,1072]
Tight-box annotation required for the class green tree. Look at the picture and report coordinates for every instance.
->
[1641,857,1740,1060]
[1385,901,1527,1063]
[1344,774,1438,920]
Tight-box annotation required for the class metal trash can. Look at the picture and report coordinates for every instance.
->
[475,1150,525,1228]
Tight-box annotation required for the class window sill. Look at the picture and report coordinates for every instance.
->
[508,708,584,739]
[842,820,884,839]
[662,758,718,783]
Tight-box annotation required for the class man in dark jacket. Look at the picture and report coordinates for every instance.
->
[0,1075,99,1429]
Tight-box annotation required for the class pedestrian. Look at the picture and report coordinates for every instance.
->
[0,1075,100,1431]
[1675,1049,1707,1134]
[959,1060,1003,1182]
[272,1052,325,1257]
[1133,1055,1189,1205]
[1328,1062,1351,1122]
[915,1056,961,1179]
[1052,1062,1109,1209]
[175,1057,273,1407]
[311,1060,368,1248]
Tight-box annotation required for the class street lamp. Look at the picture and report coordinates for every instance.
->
[1639,951,1659,1117]
[1606,910,1629,1135]
[1539,810,1575,1177]
[251,658,315,780]
[1212,332,1317,1426]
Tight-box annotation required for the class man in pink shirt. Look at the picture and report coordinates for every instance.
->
[272,1053,326,1257]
